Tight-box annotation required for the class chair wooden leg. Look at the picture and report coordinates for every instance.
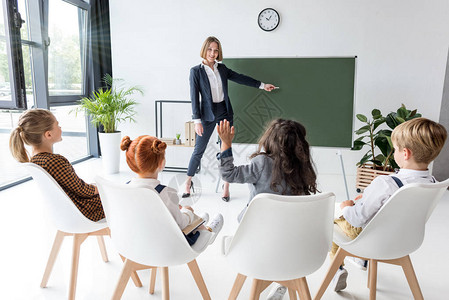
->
[296,278,311,300]
[149,267,157,294]
[112,258,137,300]
[313,247,348,300]
[97,236,109,262]
[367,261,371,289]
[187,259,211,300]
[228,273,247,300]
[368,259,378,300]
[69,234,88,300]
[288,287,298,300]
[249,279,272,300]
[119,254,142,287]
[41,230,65,288]
[161,267,170,300]
[399,256,424,300]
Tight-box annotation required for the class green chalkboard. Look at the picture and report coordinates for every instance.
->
[223,57,356,148]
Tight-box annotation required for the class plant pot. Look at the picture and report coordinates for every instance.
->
[98,131,121,174]
[175,139,181,145]
[356,163,395,192]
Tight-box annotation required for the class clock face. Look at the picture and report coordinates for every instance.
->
[258,8,280,32]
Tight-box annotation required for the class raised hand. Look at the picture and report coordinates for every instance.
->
[217,119,235,151]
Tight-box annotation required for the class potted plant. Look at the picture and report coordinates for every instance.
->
[352,104,421,191]
[76,74,143,174]
[175,133,181,145]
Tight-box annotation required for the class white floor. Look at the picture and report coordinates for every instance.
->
[1,158,448,300]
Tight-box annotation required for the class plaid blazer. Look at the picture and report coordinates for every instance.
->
[31,152,104,221]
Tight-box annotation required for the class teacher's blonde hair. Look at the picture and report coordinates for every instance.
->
[200,36,223,62]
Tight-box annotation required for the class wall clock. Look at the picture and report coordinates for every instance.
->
[258,8,280,32]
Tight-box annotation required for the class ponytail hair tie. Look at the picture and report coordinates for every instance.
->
[17,126,23,133]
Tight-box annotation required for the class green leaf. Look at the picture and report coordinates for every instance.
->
[374,154,386,163]
[385,113,400,129]
[351,140,366,150]
[396,117,405,123]
[373,117,386,130]
[372,159,383,167]
[356,114,368,123]
[359,153,372,165]
[385,135,393,148]
[377,129,392,137]
[371,109,382,119]
[355,125,371,135]
[389,158,399,170]
[397,106,407,119]
[375,136,392,157]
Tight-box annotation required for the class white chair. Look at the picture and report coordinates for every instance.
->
[95,176,213,300]
[22,163,141,300]
[222,192,335,300]
[314,178,449,300]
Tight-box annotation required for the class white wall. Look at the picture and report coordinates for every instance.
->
[109,0,449,176]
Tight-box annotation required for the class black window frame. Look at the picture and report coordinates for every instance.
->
[0,0,27,109]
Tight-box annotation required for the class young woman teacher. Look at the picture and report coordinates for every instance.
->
[183,36,276,201]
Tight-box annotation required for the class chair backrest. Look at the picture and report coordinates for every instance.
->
[345,179,449,259]
[22,162,105,233]
[95,176,198,267]
[225,192,335,281]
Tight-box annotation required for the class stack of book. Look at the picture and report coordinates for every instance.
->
[159,137,175,145]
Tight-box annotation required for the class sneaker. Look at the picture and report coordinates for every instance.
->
[346,256,368,271]
[206,214,224,244]
[198,212,209,224]
[267,283,287,300]
[332,267,348,292]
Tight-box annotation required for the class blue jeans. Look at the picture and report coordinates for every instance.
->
[187,101,232,176]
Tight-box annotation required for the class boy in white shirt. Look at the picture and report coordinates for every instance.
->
[331,117,447,292]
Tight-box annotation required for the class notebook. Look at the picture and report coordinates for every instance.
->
[182,214,206,235]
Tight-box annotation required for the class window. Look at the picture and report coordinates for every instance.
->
[0,0,100,190]
[48,0,88,100]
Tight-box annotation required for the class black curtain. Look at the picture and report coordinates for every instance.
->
[89,0,112,154]
[90,0,112,91]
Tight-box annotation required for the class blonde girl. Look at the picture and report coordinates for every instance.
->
[9,108,104,221]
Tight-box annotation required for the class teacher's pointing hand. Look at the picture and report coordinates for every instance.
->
[264,83,276,91]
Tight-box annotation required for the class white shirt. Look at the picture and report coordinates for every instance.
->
[127,177,194,230]
[204,61,224,104]
[193,61,265,124]
[342,169,435,228]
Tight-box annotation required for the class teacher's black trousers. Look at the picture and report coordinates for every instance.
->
[187,101,233,176]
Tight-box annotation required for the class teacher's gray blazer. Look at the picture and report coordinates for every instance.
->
[190,63,261,122]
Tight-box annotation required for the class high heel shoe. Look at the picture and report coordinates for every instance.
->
[182,181,194,198]
[221,184,230,202]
